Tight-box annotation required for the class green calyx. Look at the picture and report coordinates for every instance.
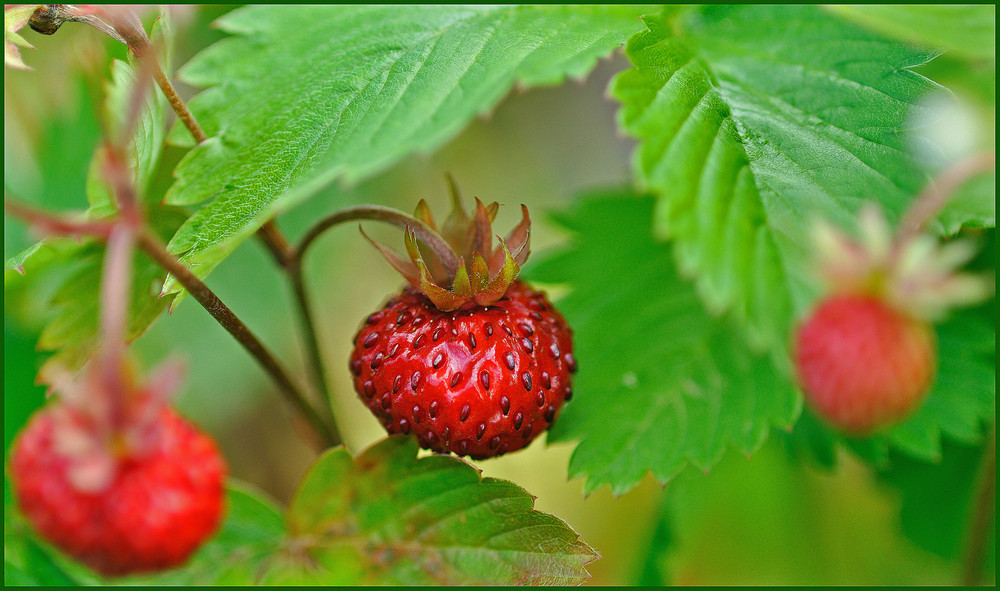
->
[362,177,530,311]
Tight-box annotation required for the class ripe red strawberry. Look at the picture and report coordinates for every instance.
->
[794,294,936,435]
[8,356,226,576]
[350,182,575,459]
[10,404,226,576]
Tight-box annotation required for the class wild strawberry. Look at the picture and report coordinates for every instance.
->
[8,356,226,576]
[794,294,935,434]
[794,204,991,435]
[350,180,575,459]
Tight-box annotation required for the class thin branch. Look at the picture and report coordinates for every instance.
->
[287,256,338,425]
[4,199,116,242]
[135,229,340,447]
[256,219,295,268]
[961,424,996,586]
[149,60,207,144]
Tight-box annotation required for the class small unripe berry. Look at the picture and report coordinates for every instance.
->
[794,294,936,434]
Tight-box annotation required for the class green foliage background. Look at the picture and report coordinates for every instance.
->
[4,4,995,585]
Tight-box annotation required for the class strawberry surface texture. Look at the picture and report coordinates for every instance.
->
[10,406,226,576]
[351,280,576,459]
[794,294,936,434]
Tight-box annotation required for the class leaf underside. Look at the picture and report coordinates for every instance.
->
[161,4,648,296]
[526,191,800,496]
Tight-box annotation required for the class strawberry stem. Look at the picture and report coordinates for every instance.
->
[960,423,996,585]
[295,205,460,273]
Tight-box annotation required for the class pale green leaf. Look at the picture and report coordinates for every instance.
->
[161,4,648,295]
[275,437,598,585]
[826,5,996,61]
[8,209,186,378]
[612,5,953,353]
[86,13,170,216]
[525,191,800,496]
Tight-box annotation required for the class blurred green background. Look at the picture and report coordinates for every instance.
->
[4,5,992,585]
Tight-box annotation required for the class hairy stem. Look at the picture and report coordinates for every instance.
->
[961,425,996,586]
[135,229,340,447]
[150,61,207,144]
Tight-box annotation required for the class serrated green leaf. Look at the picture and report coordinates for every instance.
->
[161,4,648,296]
[525,191,800,496]
[825,5,996,61]
[276,436,598,585]
[612,5,954,353]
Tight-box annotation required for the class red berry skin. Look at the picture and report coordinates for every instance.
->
[794,294,936,435]
[351,280,575,460]
[10,406,226,577]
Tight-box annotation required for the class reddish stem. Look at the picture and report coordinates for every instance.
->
[897,152,996,245]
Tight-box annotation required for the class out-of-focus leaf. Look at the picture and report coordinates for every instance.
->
[7,208,186,379]
[612,5,960,355]
[826,5,996,61]
[160,5,648,296]
[525,191,799,496]
[878,436,994,565]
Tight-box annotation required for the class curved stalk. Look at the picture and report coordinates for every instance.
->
[296,205,460,274]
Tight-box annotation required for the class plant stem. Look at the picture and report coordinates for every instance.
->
[150,61,207,144]
[135,228,340,447]
[253,218,337,426]
[960,424,996,586]
[287,256,338,425]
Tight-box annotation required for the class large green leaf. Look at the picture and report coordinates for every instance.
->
[611,5,971,353]
[161,4,648,295]
[267,436,597,585]
[525,191,799,496]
